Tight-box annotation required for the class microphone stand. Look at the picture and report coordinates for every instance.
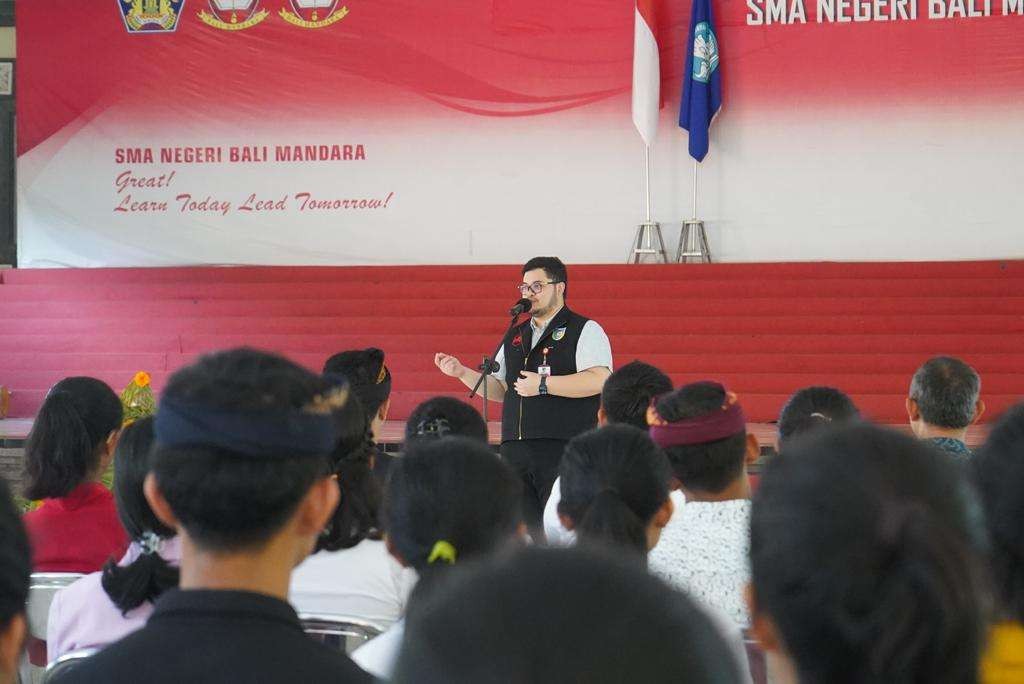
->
[469,310,524,426]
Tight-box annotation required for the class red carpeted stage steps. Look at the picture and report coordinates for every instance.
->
[1,261,1022,434]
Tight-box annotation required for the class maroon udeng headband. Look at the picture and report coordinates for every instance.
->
[649,392,747,448]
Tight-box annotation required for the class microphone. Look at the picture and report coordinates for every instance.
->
[509,298,532,316]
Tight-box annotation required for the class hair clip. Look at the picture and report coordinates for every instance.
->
[416,417,452,438]
[427,540,457,565]
[138,530,163,556]
[809,412,832,422]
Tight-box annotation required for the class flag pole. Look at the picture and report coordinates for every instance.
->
[691,158,698,220]
[644,145,653,223]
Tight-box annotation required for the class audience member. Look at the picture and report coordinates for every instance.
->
[62,348,370,683]
[0,478,31,684]
[544,360,673,545]
[556,424,673,559]
[647,381,759,626]
[47,418,180,662]
[749,423,988,684]
[351,437,523,679]
[290,384,416,624]
[973,403,1024,683]
[394,547,743,684]
[404,396,488,445]
[323,347,395,484]
[22,376,127,572]
[776,385,859,449]
[907,355,984,458]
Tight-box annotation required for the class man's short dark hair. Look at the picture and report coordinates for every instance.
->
[152,348,334,552]
[522,256,568,299]
[405,396,488,445]
[909,356,981,429]
[0,478,30,630]
[601,361,673,430]
[654,381,746,493]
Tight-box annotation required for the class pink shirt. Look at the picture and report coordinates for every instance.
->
[46,537,181,663]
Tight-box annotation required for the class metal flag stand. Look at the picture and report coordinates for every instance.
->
[676,159,712,263]
[629,145,668,264]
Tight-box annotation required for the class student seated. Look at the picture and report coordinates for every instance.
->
[23,377,127,572]
[323,347,394,484]
[748,423,988,684]
[404,396,489,445]
[61,348,371,683]
[646,381,759,627]
[394,547,745,684]
[544,360,673,545]
[0,478,31,684]
[47,417,180,662]
[290,386,416,625]
[351,437,523,680]
[972,403,1024,683]
[776,385,859,450]
[555,424,674,560]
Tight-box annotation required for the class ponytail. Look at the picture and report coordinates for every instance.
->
[848,505,985,683]
[576,490,648,560]
[100,544,180,616]
[24,378,122,500]
[317,395,382,552]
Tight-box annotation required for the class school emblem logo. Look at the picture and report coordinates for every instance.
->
[198,0,269,30]
[118,0,184,33]
[552,327,566,341]
[279,0,350,28]
[691,21,720,84]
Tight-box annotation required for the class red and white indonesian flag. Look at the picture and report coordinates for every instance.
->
[631,0,661,147]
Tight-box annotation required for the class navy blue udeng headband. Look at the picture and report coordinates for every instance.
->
[155,396,338,458]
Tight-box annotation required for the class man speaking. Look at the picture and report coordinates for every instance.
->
[434,257,612,540]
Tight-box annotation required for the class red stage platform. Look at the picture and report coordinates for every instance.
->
[1,261,1021,440]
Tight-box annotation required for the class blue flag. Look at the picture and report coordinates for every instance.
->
[679,0,722,162]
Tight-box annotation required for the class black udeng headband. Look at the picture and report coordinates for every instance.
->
[155,396,338,458]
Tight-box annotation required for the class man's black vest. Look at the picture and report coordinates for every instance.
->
[500,306,601,443]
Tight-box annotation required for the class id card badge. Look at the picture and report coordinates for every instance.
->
[537,365,551,377]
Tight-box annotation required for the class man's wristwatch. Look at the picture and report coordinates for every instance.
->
[538,376,548,395]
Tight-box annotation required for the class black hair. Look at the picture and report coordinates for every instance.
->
[909,356,981,429]
[654,381,747,493]
[394,546,743,684]
[322,347,392,418]
[152,348,335,552]
[23,376,123,500]
[521,256,568,299]
[777,386,860,448]
[557,424,671,559]
[100,417,180,615]
[0,478,30,628]
[404,396,488,445]
[600,360,672,430]
[750,423,988,684]
[383,437,522,597]
[317,392,382,552]
[973,403,1024,624]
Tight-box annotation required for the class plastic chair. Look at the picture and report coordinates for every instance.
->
[19,573,84,684]
[42,648,98,684]
[299,613,386,655]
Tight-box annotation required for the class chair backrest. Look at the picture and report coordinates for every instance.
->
[741,628,768,684]
[299,613,386,655]
[26,574,84,640]
[42,647,98,684]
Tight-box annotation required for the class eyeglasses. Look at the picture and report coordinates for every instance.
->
[517,280,560,296]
